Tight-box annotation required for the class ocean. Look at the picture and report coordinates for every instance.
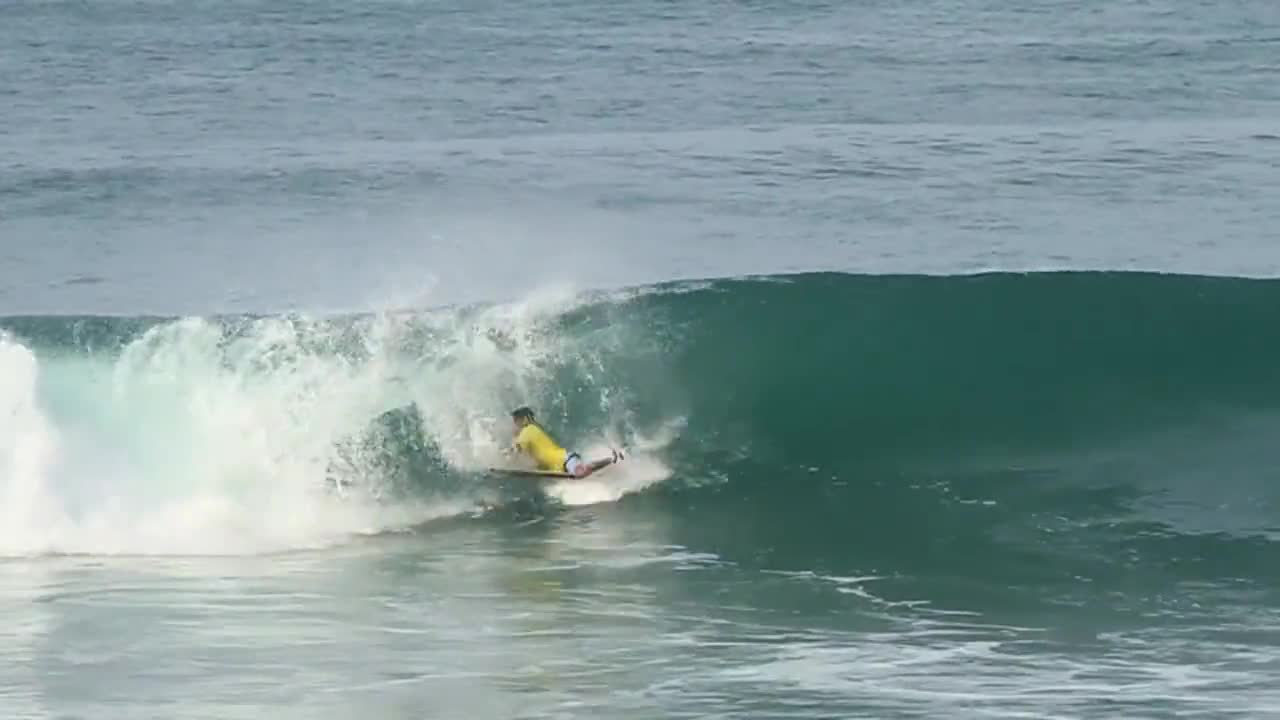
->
[3,0,1280,717]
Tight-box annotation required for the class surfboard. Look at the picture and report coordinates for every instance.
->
[487,451,623,481]
[487,468,576,480]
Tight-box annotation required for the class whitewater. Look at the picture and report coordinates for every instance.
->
[0,288,681,556]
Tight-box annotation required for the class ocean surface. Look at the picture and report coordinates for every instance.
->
[3,0,1280,718]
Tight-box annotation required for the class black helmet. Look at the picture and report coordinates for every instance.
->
[511,406,535,421]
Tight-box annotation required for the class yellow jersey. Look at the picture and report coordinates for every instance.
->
[515,423,568,471]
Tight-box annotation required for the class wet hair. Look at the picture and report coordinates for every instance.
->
[511,406,535,421]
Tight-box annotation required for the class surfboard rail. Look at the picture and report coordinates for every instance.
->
[487,467,575,479]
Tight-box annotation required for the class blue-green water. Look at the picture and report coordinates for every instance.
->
[4,1,1280,718]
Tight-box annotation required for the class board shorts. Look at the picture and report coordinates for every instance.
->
[564,453,583,475]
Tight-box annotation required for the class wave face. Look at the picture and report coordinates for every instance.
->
[3,272,1279,581]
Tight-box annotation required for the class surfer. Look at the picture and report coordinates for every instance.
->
[509,406,622,478]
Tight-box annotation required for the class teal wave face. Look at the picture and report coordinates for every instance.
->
[629,271,1280,466]
[600,272,1280,609]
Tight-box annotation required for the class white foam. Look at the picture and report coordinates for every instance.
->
[0,287,679,556]
[0,335,70,555]
[0,322,457,556]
